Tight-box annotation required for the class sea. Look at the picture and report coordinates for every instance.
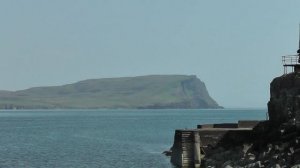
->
[0,109,266,168]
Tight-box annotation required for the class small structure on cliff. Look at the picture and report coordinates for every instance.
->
[270,32,300,126]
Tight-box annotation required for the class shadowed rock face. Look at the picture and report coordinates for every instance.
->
[268,73,300,125]
[0,75,222,109]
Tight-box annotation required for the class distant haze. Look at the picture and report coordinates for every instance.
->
[0,0,299,108]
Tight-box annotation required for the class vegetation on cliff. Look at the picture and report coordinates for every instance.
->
[0,75,222,109]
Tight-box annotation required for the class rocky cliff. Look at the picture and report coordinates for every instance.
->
[268,73,300,126]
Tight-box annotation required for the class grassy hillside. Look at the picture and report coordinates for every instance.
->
[0,75,222,109]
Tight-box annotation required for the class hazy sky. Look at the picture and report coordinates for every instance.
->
[0,0,299,108]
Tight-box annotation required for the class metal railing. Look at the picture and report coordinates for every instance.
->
[282,55,300,66]
[282,55,300,74]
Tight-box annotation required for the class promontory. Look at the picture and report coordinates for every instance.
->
[0,75,222,109]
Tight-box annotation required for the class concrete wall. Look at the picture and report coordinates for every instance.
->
[170,130,201,168]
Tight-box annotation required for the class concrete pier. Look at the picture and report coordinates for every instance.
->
[170,120,260,167]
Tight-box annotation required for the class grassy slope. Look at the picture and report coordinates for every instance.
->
[0,75,221,109]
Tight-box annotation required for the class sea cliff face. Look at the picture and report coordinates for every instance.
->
[0,75,222,109]
[139,75,221,109]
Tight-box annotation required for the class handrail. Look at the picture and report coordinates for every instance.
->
[282,55,300,66]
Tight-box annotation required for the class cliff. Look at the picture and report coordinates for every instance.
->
[0,75,222,109]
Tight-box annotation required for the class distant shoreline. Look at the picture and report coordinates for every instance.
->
[0,108,267,111]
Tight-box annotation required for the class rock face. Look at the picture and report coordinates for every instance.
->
[0,75,222,109]
[268,73,300,126]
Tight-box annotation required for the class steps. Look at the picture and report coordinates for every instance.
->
[170,130,201,168]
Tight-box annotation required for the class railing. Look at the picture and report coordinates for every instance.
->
[282,55,300,66]
[282,55,300,74]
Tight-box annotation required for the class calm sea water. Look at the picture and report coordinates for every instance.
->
[0,109,266,168]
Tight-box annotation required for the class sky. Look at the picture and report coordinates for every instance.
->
[0,0,299,108]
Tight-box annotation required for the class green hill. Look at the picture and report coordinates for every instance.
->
[0,75,222,109]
